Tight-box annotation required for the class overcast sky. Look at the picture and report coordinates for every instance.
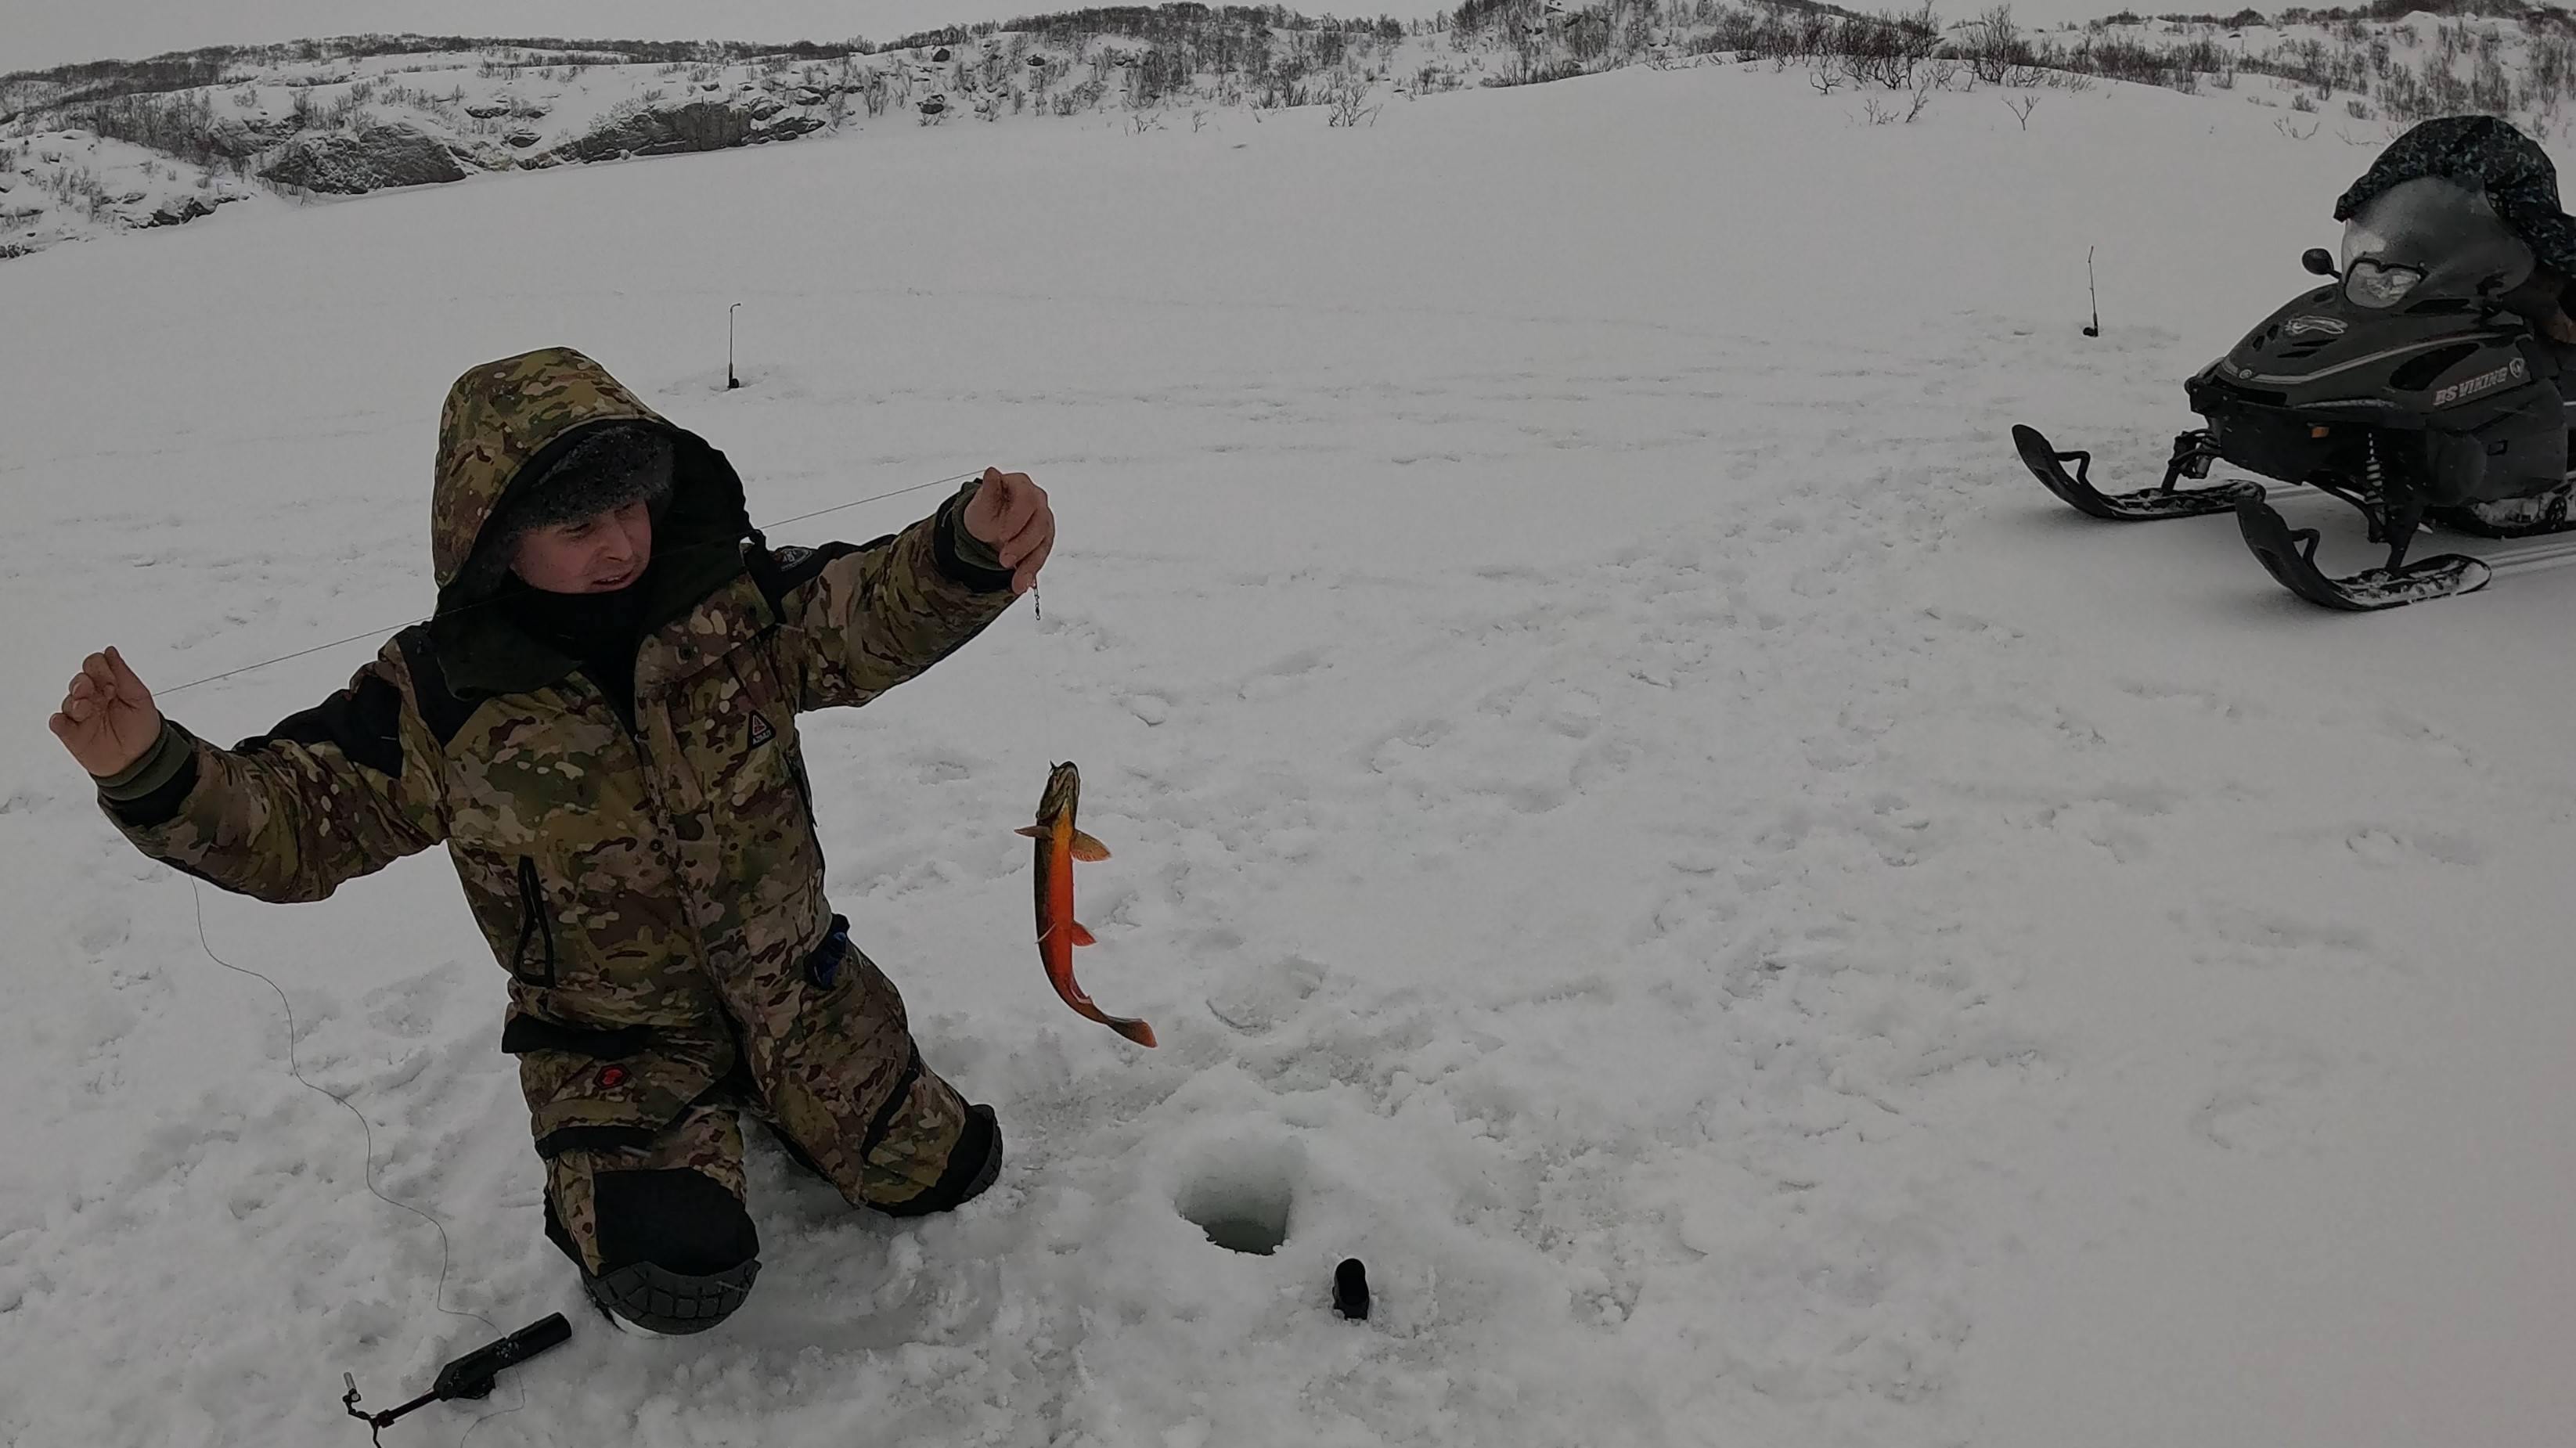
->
[5,0,2139,74]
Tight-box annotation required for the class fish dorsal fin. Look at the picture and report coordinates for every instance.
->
[1014,825,1044,839]
[1069,830,1111,862]
[1068,920,1097,947]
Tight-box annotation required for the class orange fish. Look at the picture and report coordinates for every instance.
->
[1014,762,1155,1046]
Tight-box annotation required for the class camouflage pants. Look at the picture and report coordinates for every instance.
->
[542,925,986,1280]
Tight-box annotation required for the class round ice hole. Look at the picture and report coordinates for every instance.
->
[1198,1208,1287,1256]
[1174,1137,1303,1256]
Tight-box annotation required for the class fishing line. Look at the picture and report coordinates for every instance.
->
[158,471,979,697]
[186,881,524,1447]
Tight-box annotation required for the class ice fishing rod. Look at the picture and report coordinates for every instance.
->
[341,1314,572,1446]
[156,471,978,697]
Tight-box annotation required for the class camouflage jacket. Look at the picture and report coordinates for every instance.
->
[98,348,1020,1155]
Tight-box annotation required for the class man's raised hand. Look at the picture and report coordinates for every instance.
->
[962,467,1055,596]
[50,647,164,778]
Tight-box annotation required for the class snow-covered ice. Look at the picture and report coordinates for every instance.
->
[3,56,2574,1448]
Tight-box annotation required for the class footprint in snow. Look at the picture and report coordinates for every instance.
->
[903,749,975,783]
[1205,955,1330,1034]
[2192,1036,2338,1154]
[2343,827,2485,868]
[2180,900,2383,973]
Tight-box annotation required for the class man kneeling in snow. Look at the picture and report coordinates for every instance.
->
[49,347,1053,1335]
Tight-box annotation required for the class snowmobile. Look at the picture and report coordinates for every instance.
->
[2014,175,2576,609]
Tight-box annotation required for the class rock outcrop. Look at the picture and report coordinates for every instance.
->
[146,194,222,226]
[261,123,468,193]
[559,99,823,163]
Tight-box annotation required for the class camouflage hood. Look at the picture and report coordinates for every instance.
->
[432,347,747,593]
[429,348,758,693]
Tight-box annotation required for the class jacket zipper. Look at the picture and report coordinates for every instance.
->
[511,855,558,988]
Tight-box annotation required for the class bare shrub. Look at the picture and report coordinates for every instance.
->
[1837,4,1944,89]
[1325,75,1381,126]
[1962,5,2033,84]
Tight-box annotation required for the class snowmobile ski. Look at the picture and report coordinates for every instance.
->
[2012,424,2266,520]
[2233,498,2492,610]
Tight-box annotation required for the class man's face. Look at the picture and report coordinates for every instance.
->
[510,501,654,593]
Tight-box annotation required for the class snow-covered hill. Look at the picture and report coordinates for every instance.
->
[18,2,2576,261]
[1,21,1402,260]
[0,131,254,259]
[5,24,2574,1448]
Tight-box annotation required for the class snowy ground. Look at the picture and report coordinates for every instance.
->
[4,59,2574,1448]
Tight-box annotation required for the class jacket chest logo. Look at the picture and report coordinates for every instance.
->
[748,712,776,749]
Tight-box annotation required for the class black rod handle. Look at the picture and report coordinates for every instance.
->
[430,1313,572,1401]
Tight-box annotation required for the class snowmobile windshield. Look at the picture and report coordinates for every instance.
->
[2338,175,2535,308]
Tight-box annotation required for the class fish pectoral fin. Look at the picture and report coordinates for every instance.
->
[1014,825,1045,839]
[1069,830,1111,863]
[1068,920,1097,947]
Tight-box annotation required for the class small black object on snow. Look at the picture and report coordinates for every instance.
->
[1332,1258,1370,1320]
[342,1314,571,1445]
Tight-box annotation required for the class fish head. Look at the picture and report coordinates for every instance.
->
[1034,761,1082,827]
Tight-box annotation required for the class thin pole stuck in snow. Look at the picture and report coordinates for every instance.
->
[2084,247,2102,337]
